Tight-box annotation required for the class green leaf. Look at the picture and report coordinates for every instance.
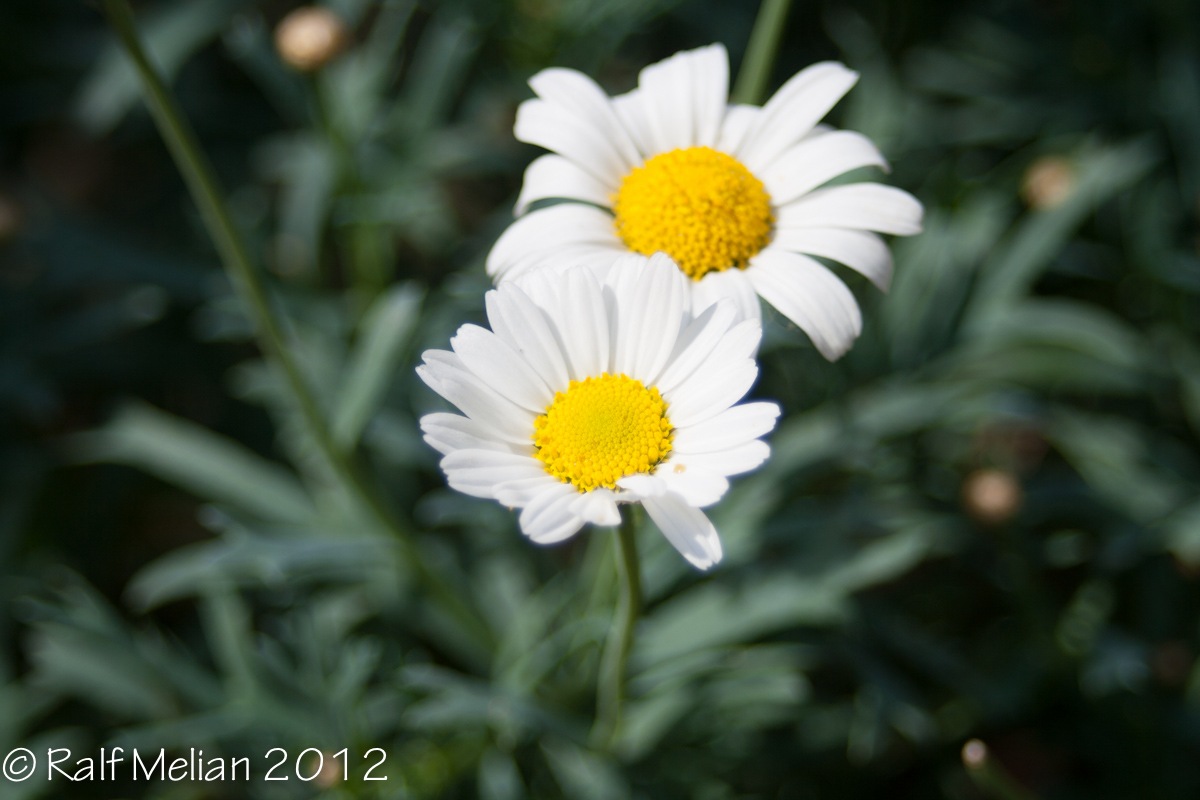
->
[1164,501,1200,567]
[637,527,938,666]
[478,749,525,800]
[257,134,338,280]
[76,0,243,134]
[125,529,400,610]
[541,738,629,800]
[332,283,424,450]
[613,687,693,761]
[64,401,315,524]
[964,139,1157,333]
[27,622,179,720]
[944,299,1148,393]
[1047,407,1184,523]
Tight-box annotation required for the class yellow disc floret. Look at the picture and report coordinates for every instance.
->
[533,373,673,492]
[612,146,774,280]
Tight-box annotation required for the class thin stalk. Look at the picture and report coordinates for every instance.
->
[591,509,642,749]
[101,0,492,652]
[731,0,794,105]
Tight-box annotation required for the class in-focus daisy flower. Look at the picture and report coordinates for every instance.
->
[487,44,923,360]
[417,254,779,569]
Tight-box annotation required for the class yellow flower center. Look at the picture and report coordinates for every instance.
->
[533,373,673,492]
[612,146,774,280]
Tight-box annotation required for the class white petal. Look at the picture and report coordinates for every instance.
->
[601,253,648,371]
[663,317,761,427]
[569,489,621,526]
[616,473,667,498]
[770,228,893,291]
[485,283,571,390]
[655,300,736,395]
[666,359,759,429]
[671,401,781,454]
[670,317,761,390]
[737,62,859,172]
[417,356,534,445]
[451,324,552,412]
[690,267,761,324]
[636,44,729,154]
[555,267,610,381]
[420,412,524,456]
[761,131,888,206]
[528,67,641,170]
[441,449,547,499]
[494,475,561,508]
[746,249,863,361]
[514,155,615,216]
[641,494,723,570]
[655,462,729,508]
[717,104,759,154]
[613,252,686,383]
[602,251,649,296]
[611,89,652,159]
[519,482,586,544]
[515,99,630,186]
[486,204,617,280]
[692,44,729,148]
[775,183,924,236]
[501,242,629,284]
[676,440,771,477]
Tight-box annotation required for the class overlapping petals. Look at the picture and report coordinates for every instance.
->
[489,44,924,361]
[418,254,779,570]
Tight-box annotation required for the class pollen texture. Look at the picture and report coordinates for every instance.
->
[533,373,673,492]
[612,146,774,280]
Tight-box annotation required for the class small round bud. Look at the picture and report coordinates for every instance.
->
[1022,156,1074,209]
[962,738,988,770]
[314,752,341,788]
[275,7,347,72]
[962,469,1022,525]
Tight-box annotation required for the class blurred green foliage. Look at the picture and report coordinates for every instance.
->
[3,0,1200,798]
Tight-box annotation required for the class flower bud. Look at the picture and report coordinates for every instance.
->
[1021,156,1074,209]
[275,7,347,72]
[962,738,988,770]
[314,752,341,788]
[962,469,1022,525]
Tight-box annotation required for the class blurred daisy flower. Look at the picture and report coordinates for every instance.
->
[417,253,779,569]
[488,44,923,360]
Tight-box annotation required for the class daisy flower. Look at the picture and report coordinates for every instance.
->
[487,44,923,360]
[417,253,779,570]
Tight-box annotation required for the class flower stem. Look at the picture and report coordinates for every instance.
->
[100,0,492,653]
[731,0,794,105]
[591,508,642,749]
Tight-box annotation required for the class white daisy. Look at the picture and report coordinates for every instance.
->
[487,44,923,361]
[417,253,779,570]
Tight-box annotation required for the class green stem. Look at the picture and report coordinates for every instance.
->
[101,0,492,653]
[730,0,794,105]
[591,509,642,749]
